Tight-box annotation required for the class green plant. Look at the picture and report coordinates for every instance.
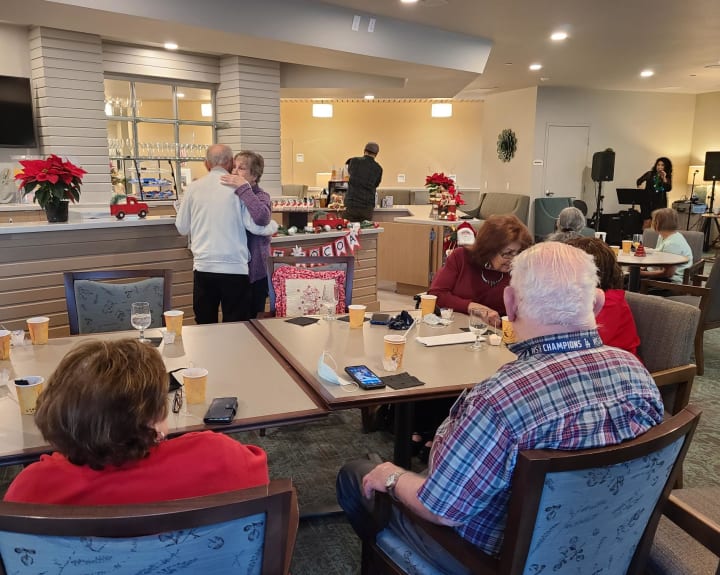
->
[15,154,86,209]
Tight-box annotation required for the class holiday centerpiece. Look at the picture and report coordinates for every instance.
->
[15,154,86,222]
[425,172,465,219]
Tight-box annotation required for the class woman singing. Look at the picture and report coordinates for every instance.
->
[637,157,672,228]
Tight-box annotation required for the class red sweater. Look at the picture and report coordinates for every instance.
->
[428,247,509,315]
[596,289,641,360]
[4,431,268,505]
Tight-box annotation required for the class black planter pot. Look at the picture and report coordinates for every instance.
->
[44,201,69,223]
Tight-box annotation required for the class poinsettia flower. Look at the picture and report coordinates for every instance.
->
[14,154,85,208]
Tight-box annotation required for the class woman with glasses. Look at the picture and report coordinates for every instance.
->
[4,339,268,504]
[428,214,533,327]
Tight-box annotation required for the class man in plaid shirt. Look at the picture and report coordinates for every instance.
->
[337,241,663,573]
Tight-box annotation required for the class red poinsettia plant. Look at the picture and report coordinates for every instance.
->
[15,154,86,209]
[425,172,465,206]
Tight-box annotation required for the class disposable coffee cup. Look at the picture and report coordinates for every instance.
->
[14,376,45,415]
[164,310,184,337]
[610,245,620,257]
[27,316,50,345]
[501,316,517,345]
[621,240,632,254]
[383,334,406,372]
[160,328,176,345]
[182,367,208,405]
[348,304,367,328]
[594,231,607,242]
[419,294,437,318]
[0,330,10,360]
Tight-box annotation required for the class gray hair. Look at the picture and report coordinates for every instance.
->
[556,207,586,233]
[510,242,599,328]
[205,144,234,169]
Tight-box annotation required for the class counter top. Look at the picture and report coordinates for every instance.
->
[0,214,176,234]
[393,204,481,227]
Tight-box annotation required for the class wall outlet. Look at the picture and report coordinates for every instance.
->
[295,153,304,163]
[397,173,406,183]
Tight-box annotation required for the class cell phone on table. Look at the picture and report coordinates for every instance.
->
[370,313,391,325]
[203,397,238,425]
[344,365,386,390]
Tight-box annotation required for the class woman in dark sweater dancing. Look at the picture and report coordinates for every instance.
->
[637,157,672,228]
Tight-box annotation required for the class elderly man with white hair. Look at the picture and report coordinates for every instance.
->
[336,241,663,573]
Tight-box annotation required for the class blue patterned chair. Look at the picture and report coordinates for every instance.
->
[361,406,701,575]
[0,479,298,575]
[63,269,173,335]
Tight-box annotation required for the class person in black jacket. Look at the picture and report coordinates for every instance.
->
[344,142,382,222]
[636,157,672,228]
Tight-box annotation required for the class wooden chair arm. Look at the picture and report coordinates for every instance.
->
[692,273,709,286]
[664,493,720,556]
[372,492,500,574]
[683,259,705,285]
[640,279,710,298]
[651,365,696,415]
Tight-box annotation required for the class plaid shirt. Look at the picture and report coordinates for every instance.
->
[417,330,664,555]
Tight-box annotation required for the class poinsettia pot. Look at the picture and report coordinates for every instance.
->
[44,200,69,223]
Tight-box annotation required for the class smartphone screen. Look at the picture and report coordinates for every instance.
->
[344,365,385,390]
[370,313,391,325]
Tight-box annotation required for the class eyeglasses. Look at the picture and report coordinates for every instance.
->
[498,250,521,260]
[172,387,183,414]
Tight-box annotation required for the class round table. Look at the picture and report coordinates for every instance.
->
[616,249,689,291]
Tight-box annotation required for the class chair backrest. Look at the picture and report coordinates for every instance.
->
[499,406,701,575]
[281,184,308,198]
[643,229,703,266]
[533,197,573,239]
[479,192,530,224]
[573,198,588,215]
[625,291,700,373]
[0,480,297,575]
[63,269,173,335]
[266,256,355,317]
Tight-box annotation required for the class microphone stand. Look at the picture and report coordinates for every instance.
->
[687,170,698,231]
[703,177,717,250]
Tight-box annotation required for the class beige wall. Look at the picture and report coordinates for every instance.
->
[280,101,484,190]
[691,92,720,167]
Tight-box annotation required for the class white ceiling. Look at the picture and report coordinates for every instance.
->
[4,0,720,99]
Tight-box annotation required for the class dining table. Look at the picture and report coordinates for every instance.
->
[0,322,328,467]
[616,248,689,291]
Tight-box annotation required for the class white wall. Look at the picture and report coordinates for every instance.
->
[691,92,720,164]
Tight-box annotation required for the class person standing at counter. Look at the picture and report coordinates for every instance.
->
[344,141,383,222]
[636,157,672,228]
[175,144,277,324]
[221,151,272,318]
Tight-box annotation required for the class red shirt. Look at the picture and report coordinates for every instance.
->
[428,247,509,315]
[4,431,269,505]
[596,289,641,360]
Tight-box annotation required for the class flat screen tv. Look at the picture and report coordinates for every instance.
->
[0,75,37,148]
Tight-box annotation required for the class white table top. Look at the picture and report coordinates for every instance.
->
[616,249,689,266]
[0,323,326,465]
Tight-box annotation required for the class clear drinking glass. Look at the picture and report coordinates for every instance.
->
[467,308,487,351]
[322,284,339,321]
[632,233,643,250]
[130,301,152,343]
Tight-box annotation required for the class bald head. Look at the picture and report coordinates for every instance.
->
[205,144,234,171]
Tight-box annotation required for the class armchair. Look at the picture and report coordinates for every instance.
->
[642,229,705,284]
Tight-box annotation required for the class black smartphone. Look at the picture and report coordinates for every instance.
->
[370,313,391,325]
[344,365,386,390]
[203,397,239,425]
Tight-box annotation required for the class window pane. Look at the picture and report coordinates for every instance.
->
[179,125,213,159]
[106,119,135,157]
[104,79,132,117]
[179,161,206,192]
[134,82,174,119]
[177,86,213,121]
[137,122,175,158]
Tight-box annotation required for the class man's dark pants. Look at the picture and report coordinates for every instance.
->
[193,270,252,324]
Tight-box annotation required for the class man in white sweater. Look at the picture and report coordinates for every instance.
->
[175,144,277,323]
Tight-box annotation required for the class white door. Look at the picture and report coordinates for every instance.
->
[543,125,590,203]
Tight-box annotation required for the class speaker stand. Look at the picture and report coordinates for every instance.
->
[702,179,719,251]
[591,181,604,232]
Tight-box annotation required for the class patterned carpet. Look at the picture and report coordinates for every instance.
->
[1,330,718,575]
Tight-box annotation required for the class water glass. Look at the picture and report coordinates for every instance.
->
[322,284,339,321]
[467,308,487,351]
[130,302,152,343]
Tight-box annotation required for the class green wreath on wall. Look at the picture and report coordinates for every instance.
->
[497,129,517,162]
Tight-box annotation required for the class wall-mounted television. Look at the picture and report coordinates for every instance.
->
[0,75,37,148]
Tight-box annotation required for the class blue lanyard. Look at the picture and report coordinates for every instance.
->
[526,332,603,356]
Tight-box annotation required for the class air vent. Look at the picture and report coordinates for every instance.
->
[418,0,449,7]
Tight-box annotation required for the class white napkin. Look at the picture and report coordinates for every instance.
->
[415,332,484,347]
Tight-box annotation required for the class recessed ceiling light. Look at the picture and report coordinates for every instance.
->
[364,94,375,100]
[550,31,568,41]
[529,63,543,71]
[400,0,419,3]
[540,77,550,82]
[164,42,178,50]
[176,92,185,98]
[640,69,654,78]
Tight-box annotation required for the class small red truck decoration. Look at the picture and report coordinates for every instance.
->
[110,196,149,220]
[312,211,349,230]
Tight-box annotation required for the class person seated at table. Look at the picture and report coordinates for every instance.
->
[567,236,640,358]
[546,206,587,242]
[4,338,269,504]
[336,242,663,574]
[638,208,692,287]
[428,214,532,327]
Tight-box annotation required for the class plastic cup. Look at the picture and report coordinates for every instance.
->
[501,316,517,345]
[164,310,184,337]
[27,316,50,345]
[621,240,632,254]
[419,294,437,317]
[594,231,607,242]
[440,308,454,320]
[610,245,620,257]
[161,328,176,345]
[348,304,367,328]
[0,330,10,360]
[383,334,406,372]
[10,330,25,347]
[14,376,45,415]
[182,367,208,405]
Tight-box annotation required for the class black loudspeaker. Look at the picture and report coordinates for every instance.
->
[704,151,720,181]
[591,150,615,182]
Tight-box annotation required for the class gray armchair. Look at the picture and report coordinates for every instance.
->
[462,192,530,225]
[643,229,705,284]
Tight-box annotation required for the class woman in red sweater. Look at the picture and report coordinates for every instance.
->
[429,214,533,326]
[4,338,269,504]
[567,237,641,358]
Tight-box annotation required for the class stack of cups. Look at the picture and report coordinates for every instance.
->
[27,317,50,345]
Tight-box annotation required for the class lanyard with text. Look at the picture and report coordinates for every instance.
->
[529,333,603,356]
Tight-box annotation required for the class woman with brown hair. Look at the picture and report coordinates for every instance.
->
[428,214,533,326]
[4,338,268,504]
[567,236,640,358]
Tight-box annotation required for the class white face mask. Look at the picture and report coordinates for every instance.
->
[317,351,343,384]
